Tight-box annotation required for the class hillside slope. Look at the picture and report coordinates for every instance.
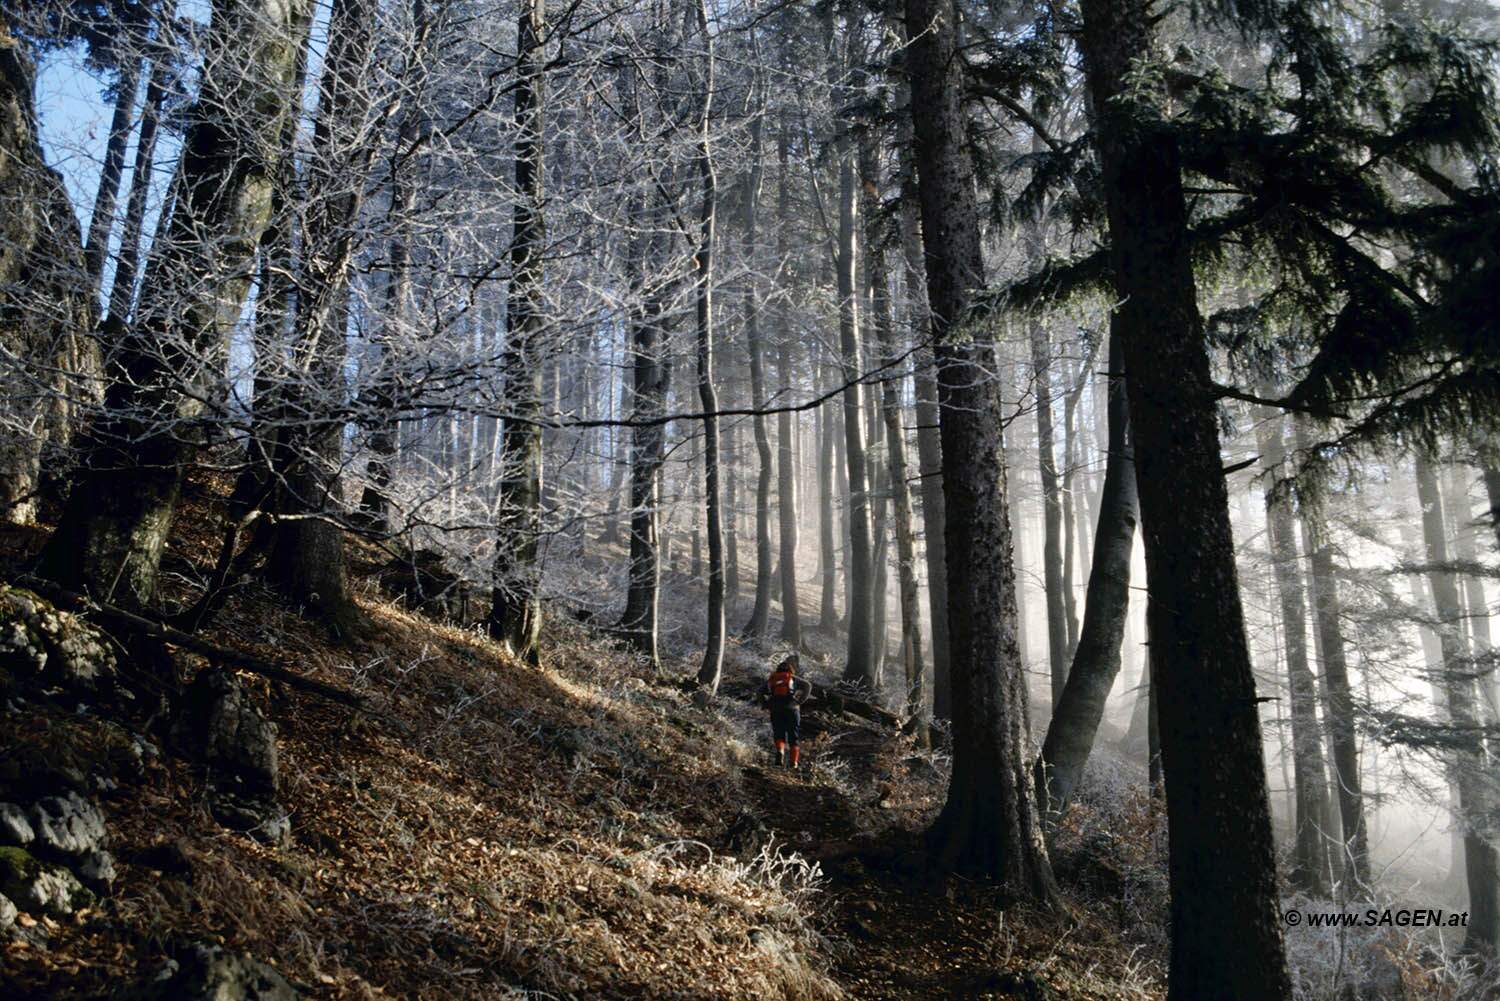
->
[0,490,1161,1001]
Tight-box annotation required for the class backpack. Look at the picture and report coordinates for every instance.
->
[768,670,795,700]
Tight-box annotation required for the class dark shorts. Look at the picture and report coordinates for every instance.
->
[770,707,801,745]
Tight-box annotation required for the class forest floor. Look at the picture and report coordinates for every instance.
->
[0,472,1165,1000]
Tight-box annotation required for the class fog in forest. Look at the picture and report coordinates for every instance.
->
[3,0,1499,996]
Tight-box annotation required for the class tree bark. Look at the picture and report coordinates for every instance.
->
[690,0,725,692]
[773,123,802,646]
[37,0,314,608]
[104,2,175,328]
[1256,409,1334,895]
[830,80,875,689]
[1031,320,1069,708]
[818,400,838,630]
[83,55,142,289]
[1075,0,1292,989]
[740,96,774,639]
[1415,452,1500,953]
[489,0,548,663]
[1036,327,1137,832]
[905,0,1059,904]
[860,127,925,738]
[1297,424,1372,891]
[897,126,950,720]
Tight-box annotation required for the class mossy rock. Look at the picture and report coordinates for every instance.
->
[0,584,115,691]
[0,844,93,917]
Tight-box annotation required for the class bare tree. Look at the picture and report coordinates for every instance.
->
[490,0,549,663]
[36,0,314,608]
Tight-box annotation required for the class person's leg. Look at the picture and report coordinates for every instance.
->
[788,709,801,768]
[771,710,789,765]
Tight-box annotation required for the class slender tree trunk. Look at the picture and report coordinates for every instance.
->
[819,402,838,630]
[861,129,924,731]
[489,0,549,662]
[834,137,875,689]
[1256,408,1334,895]
[104,6,174,327]
[83,56,142,290]
[868,391,891,689]
[1075,0,1292,989]
[1031,321,1069,707]
[1416,453,1500,952]
[37,0,314,608]
[740,110,774,638]
[1297,425,1372,891]
[771,125,802,646]
[1061,350,1092,651]
[692,0,725,691]
[898,130,950,718]
[620,291,670,668]
[905,0,1058,904]
[1036,328,1137,832]
[724,422,739,600]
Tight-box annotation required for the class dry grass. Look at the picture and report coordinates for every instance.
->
[1,480,852,1001]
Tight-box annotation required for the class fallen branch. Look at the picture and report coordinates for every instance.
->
[803,682,904,729]
[18,577,409,733]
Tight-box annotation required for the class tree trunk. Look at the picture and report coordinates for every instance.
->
[1031,321,1069,707]
[1296,424,1372,891]
[1036,328,1137,832]
[898,129,950,719]
[833,127,875,689]
[740,101,774,638]
[37,0,314,608]
[1256,408,1334,895]
[104,3,175,327]
[905,0,1059,904]
[265,0,375,638]
[1060,350,1092,653]
[489,0,548,663]
[860,128,925,737]
[691,0,725,692]
[83,55,142,290]
[818,402,838,630]
[1075,0,1292,989]
[1416,452,1500,953]
[774,124,802,646]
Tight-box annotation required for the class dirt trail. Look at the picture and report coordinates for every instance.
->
[731,697,1059,1001]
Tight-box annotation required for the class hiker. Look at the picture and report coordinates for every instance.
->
[761,655,811,768]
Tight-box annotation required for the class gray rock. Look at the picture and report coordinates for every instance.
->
[0,846,92,917]
[209,791,291,848]
[0,802,34,846]
[172,670,290,844]
[122,943,301,1001]
[0,587,115,692]
[724,807,771,856]
[77,849,116,890]
[0,891,16,932]
[172,670,279,795]
[29,790,107,857]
